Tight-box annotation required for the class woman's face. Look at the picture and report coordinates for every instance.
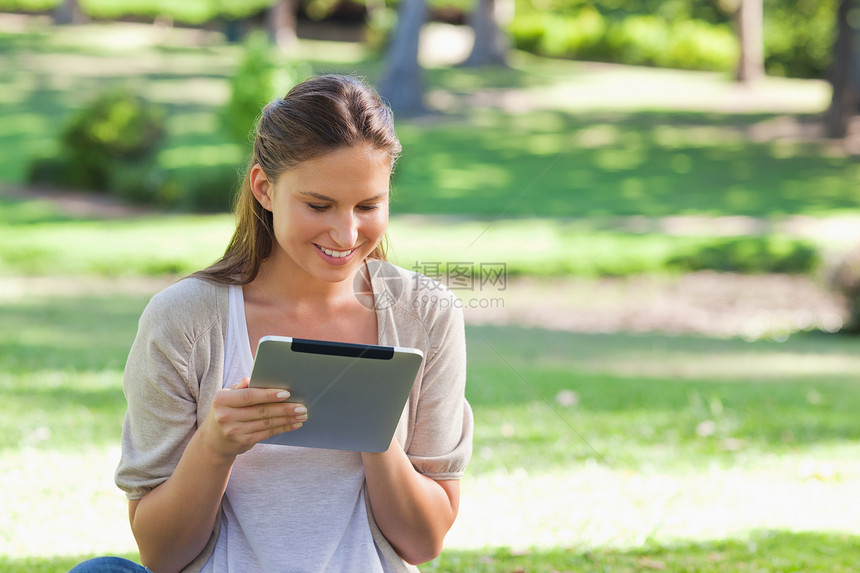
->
[253,144,392,285]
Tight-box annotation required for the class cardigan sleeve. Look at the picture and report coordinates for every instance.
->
[402,283,473,480]
[114,280,221,500]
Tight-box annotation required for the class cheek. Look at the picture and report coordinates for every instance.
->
[364,211,389,239]
[280,209,316,240]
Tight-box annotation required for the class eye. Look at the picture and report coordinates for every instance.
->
[357,203,380,212]
[307,203,330,212]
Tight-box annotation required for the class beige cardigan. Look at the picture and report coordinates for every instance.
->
[115,260,473,572]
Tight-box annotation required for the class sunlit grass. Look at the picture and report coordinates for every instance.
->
[1,288,859,569]
[0,195,832,277]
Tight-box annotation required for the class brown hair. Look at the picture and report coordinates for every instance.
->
[194,74,402,285]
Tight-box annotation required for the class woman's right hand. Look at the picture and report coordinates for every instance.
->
[199,377,308,458]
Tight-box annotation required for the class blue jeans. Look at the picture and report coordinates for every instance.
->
[68,556,151,573]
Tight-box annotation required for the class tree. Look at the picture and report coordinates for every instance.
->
[734,0,764,83]
[53,0,86,25]
[378,0,427,116]
[461,0,511,67]
[266,0,298,48]
[824,0,857,138]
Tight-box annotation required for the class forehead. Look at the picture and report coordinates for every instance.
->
[279,145,392,198]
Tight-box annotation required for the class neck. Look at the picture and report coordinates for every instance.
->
[249,252,362,311]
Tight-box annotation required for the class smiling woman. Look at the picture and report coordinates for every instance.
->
[69,74,472,573]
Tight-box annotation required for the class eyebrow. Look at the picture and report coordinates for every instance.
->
[298,190,388,202]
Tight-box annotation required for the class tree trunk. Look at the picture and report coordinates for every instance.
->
[824,0,857,138]
[378,0,427,116]
[734,0,764,83]
[462,0,510,67]
[53,0,86,25]
[266,0,298,49]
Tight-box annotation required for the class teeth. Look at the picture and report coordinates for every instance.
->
[320,246,353,258]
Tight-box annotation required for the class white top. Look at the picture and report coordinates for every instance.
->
[199,285,385,572]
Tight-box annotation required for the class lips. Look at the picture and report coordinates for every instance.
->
[313,243,361,265]
[317,245,357,258]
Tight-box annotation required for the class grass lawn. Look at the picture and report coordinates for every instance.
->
[0,191,844,279]
[2,281,860,571]
[2,15,860,573]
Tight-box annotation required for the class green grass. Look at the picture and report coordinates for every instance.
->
[5,530,860,572]
[0,192,831,277]
[2,285,860,569]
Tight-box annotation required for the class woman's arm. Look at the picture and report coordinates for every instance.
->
[361,441,460,565]
[129,379,307,573]
[128,429,234,573]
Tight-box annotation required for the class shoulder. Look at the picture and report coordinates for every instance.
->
[367,260,463,342]
[139,277,230,340]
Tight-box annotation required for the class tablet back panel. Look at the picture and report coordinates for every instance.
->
[250,336,423,453]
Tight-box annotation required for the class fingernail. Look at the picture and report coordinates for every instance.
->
[294,406,307,415]
[277,391,290,399]
[296,414,308,422]
[292,422,303,429]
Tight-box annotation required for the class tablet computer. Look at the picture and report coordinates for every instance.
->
[249,336,424,453]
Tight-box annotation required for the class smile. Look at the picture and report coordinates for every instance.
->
[315,244,357,258]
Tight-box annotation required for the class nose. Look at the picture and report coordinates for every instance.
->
[330,210,358,248]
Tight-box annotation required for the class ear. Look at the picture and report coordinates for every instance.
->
[249,164,274,211]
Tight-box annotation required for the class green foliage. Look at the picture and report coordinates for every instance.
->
[221,30,305,146]
[82,0,273,24]
[763,0,836,78]
[173,163,243,212]
[668,236,820,274]
[364,6,398,53]
[507,0,836,78]
[29,88,167,192]
[63,89,166,161]
[0,0,58,11]
[108,160,179,206]
[508,11,738,71]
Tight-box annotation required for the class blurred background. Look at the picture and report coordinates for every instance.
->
[1,0,860,571]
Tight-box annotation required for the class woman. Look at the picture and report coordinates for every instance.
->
[72,74,472,573]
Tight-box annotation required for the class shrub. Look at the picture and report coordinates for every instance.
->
[507,13,546,53]
[664,19,737,71]
[606,15,670,66]
[364,6,398,53]
[509,11,737,72]
[26,156,74,188]
[172,164,243,212]
[507,0,834,78]
[108,161,179,206]
[55,88,167,191]
[667,236,820,274]
[221,30,305,146]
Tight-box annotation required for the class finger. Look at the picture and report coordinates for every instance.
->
[250,413,307,433]
[220,387,292,408]
[256,419,306,442]
[235,401,307,424]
